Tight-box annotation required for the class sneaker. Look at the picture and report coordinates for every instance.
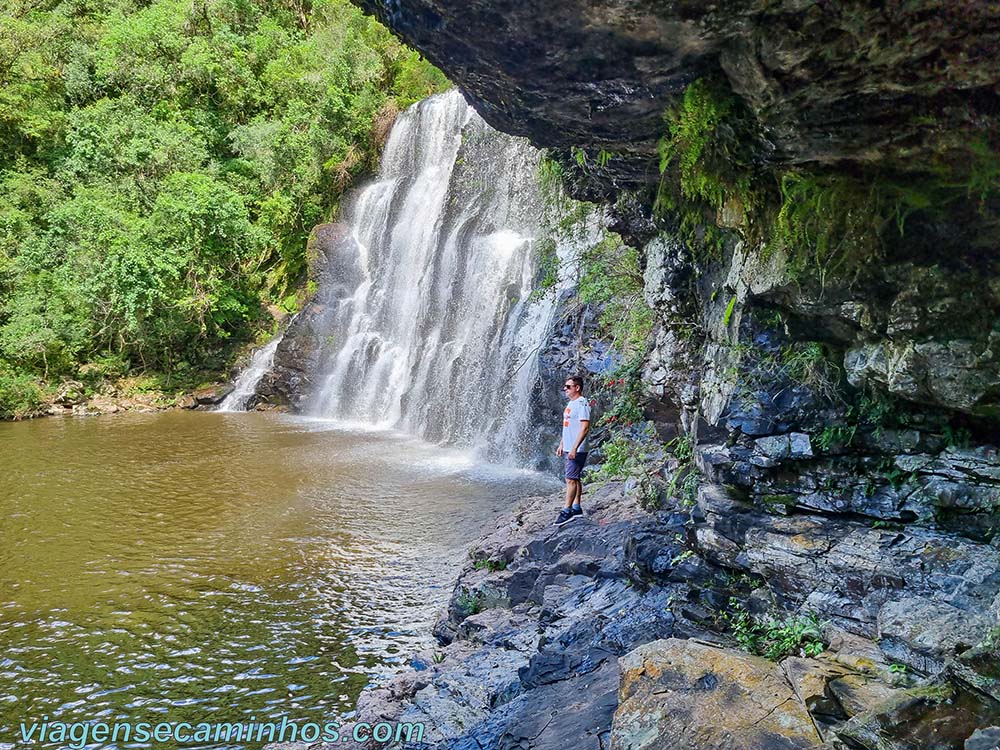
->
[570,505,583,518]
[555,508,576,526]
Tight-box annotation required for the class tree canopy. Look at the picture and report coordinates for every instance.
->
[0,0,448,415]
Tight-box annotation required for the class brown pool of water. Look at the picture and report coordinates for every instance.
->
[0,410,557,748]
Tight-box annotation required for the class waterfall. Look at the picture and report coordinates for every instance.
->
[217,332,285,412]
[307,89,596,465]
[222,89,602,466]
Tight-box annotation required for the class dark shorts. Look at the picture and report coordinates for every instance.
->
[565,452,588,480]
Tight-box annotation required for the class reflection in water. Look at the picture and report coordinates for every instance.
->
[0,411,557,748]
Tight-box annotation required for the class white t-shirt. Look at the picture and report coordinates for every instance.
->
[562,396,591,453]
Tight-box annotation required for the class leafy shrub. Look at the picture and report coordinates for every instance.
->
[0,367,44,420]
[657,77,761,220]
[724,600,826,660]
[591,434,642,480]
[471,558,507,572]
[767,172,887,284]
[578,235,654,358]
[455,591,484,617]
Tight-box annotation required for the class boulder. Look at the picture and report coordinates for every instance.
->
[611,638,822,750]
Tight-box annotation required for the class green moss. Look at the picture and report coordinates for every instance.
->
[904,681,954,704]
[653,80,1000,284]
[722,294,738,327]
[655,76,765,258]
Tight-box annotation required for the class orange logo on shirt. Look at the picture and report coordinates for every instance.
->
[563,406,571,427]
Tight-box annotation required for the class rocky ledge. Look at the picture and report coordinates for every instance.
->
[271,475,999,750]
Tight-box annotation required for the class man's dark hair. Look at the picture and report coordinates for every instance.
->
[566,375,584,391]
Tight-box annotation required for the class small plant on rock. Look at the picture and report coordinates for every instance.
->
[472,558,508,572]
[664,433,699,508]
[455,591,484,617]
[724,600,827,660]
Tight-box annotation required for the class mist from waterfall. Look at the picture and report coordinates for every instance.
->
[308,89,598,465]
[221,89,601,466]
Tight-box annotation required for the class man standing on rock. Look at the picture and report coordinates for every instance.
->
[555,376,591,525]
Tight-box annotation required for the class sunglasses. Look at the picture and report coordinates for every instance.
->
[563,385,575,390]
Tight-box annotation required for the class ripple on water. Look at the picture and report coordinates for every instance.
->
[0,411,558,747]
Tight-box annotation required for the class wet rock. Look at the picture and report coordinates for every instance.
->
[827,673,908,718]
[754,433,814,462]
[877,598,994,674]
[611,638,823,750]
[498,659,618,750]
[73,395,121,415]
[192,384,233,406]
[781,657,851,720]
[696,482,1000,661]
[257,223,355,410]
[836,680,1000,750]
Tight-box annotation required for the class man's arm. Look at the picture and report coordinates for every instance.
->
[568,420,590,458]
[556,437,564,456]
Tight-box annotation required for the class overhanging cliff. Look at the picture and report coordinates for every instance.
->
[355,0,1000,188]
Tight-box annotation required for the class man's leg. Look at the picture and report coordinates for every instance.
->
[564,478,576,508]
[572,479,582,508]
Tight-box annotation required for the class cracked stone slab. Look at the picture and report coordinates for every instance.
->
[611,638,822,750]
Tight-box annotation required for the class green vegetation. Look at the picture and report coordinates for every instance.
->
[578,234,654,358]
[662,434,699,508]
[724,600,827,660]
[778,341,842,403]
[814,389,904,452]
[655,76,764,257]
[655,77,1000,281]
[455,590,484,617]
[589,431,648,481]
[0,0,447,416]
[471,557,508,572]
[656,78,760,229]
[768,172,885,284]
[570,146,614,172]
[0,365,45,419]
[722,295,737,327]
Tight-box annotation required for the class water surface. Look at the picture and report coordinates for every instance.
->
[0,411,556,747]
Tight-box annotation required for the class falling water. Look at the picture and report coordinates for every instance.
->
[217,332,285,412]
[222,89,601,464]
[307,89,597,465]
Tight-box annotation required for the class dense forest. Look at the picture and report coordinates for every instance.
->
[0,0,447,417]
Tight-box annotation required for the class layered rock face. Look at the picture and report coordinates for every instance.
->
[320,1,1000,748]
[355,0,1000,190]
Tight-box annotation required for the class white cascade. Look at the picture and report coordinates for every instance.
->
[217,333,285,412]
[309,89,599,464]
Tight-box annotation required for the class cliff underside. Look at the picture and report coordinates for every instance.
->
[290,2,1000,749]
